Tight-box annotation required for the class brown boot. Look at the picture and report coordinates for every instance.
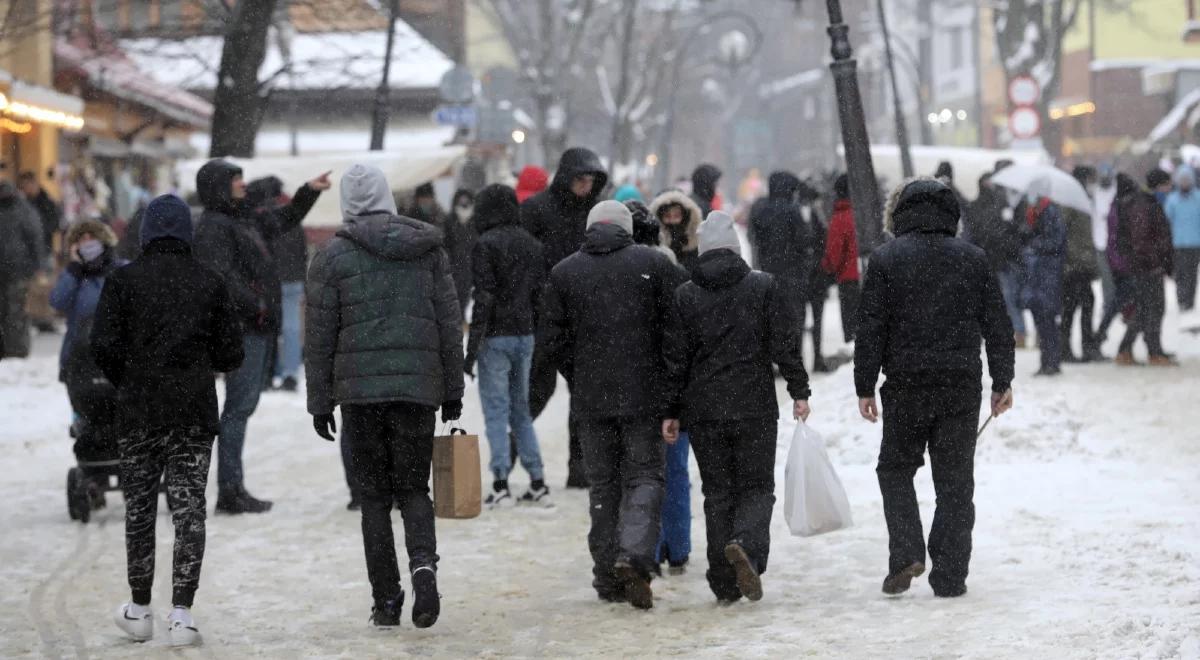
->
[1014,333,1027,349]
[1113,352,1140,366]
[1148,354,1179,367]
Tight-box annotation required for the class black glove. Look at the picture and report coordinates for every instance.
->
[463,356,476,380]
[66,261,85,279]
[313,413,338,441]
[441,400,463,423]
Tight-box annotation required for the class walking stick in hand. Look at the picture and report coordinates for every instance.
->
[976,414,994,440]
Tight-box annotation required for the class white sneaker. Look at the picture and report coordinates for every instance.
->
[518,485,554,508]
[484,486,514,509]
[167,607,201,647]
[114,602,153,641]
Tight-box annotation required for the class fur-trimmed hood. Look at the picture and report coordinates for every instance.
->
[66,220,118,248]
[648,189,703,253]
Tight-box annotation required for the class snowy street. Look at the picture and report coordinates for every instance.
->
[2,298,1199,659]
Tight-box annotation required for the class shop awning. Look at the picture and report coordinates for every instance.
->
[0,68,86,130]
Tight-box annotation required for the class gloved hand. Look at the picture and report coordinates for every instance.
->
[313,413,338,441]
[463,357,476,380]
[65,261,85,279]
[441,400,463,423]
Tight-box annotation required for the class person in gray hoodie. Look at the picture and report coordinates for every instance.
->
[305,164,465,629]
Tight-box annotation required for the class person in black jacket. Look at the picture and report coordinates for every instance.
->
[91,194,244,646]
[251,176,309,392]
[192,159,329,514]
[663,210,811,604]
[464,184,549,508]
[540,200,684,609]
[18,171,61,256]
[690,163,722,218]
[855,178,1015,599]
[522,147,609,489]
[444,188,477,316]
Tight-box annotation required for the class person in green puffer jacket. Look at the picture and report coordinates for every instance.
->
[304,163,464,629]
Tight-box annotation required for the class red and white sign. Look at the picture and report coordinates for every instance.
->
[1008,76,1041,107]
[1009,107,1041,140]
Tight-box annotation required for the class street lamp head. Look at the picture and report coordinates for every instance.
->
[718,29,751,66]
[927,112,939,125]
[511,129,526,144]
[938,108,952,123]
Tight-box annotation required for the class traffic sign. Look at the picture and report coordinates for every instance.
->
[1008,75,1040,107]
[1009,107,1041,140]
[434,105,477,127]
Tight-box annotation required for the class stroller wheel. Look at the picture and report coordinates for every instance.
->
[67,468,90,523]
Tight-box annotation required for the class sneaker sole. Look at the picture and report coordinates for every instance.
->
[724,544,763,602]
[411,568,440,629]
[613,563,653,610]
[168,627,201,647]
[882,562,926,595]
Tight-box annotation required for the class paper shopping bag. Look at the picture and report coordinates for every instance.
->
[432,428,481,519]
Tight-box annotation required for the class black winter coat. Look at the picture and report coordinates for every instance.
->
[465,218,545,369]
[963,187,1021,273]
[748,172,817,285]
[270,224,309,283]
[91,239,244,435]
[192,161,320,335]
[444,210,477,307]
[28,189,61,251]
[0,190,45,281]
[540,223,685,420]
[691,164,722,218]
[664,250,811,423]
[521,147,608,271]
[855,182,1015,397]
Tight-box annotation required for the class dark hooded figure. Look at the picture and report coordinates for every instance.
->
[305,163,464,629]
[192,159,328,514]
[690,163,722,218]
[1109,170,1176,366]
[250,176,307,391]
[855,178,1015,600]
[521,147,609,489]
[0,180,45,358]
[444,188,478,315]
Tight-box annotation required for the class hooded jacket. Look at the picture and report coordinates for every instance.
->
[1114,187,1174,276]
[0,183,46,281]
[305,166,464,415]
[1165,168,1200,248]
[648,189,703,273]
[251,176,310,283]
[465,184,546,370]
[444,189,478,309]
[192,159,321,335]
[539,222,685,420]
[1018,199,1067,312]
[855,179,1014,398]
[963,181,1021,273]
[50,220,127,378]
[748,171,816,284]
[690,164,722,218]
[664,249,810,423]
[821,198,860,283]
[521,148,608,271]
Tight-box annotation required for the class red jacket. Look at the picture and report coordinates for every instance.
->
[821,199,860,283]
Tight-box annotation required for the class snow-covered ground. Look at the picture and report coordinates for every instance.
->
[2,288,1199,659]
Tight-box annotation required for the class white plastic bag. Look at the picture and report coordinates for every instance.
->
[784,421,853,537]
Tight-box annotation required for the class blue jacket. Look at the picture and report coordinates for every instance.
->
[50,253,127,377]
[1019,202,1067,313]
[1165,190,1200,248]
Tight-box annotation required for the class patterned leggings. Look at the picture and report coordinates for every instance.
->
[120,427,213,607]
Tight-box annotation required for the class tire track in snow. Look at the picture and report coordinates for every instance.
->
[30,521,95,659]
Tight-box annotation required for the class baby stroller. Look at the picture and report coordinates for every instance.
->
[64,319,122,523]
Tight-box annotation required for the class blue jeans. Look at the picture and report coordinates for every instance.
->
[275,281,304,380]
[477,335,544,481]
[657,431,692,564]
[997,268,1027,335]
[218,334,270,489]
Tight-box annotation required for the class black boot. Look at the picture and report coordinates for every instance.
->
[370,591,404,627]
[215,485,273,514]
[411,566,440,629]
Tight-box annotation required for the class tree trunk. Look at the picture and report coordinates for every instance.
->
[209,0,279,158]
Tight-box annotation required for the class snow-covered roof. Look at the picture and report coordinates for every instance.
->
[1147,87,1200,144]
[119,22,453,94]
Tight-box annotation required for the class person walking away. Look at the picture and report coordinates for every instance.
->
[18,171,61,258]
[628,198,692,574]
[50,221,127,388]
[1097,174,1140,344]
[1092,165,1118,323]
[306,164,464,628]
[1060,166,1104,362]
[463,184,550,508]
[663,210,812,604]
[250,177,307,392]
[91,194,245,646]
[614,183,643,203]
[648,188,703,274]
[1112,171,1176,366]
[963,175,1024,325]
[444,189,478,317]
[1018,179,1067,376]
[522,147,609,489]
[855,178,1015,599]
[821,175,861,346]
[747,172,821,369]
[192,160,329,514]
[540,200,683,609]
[1165,167,1200,312]
[0,180,45,358]
[408,182,445,228]
[934,161,968,217]
[515,165,549,204]
[691,164,722,218]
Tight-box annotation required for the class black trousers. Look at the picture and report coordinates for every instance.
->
[529,349,585,485]
[120,426,212,607]
[1060,273,1097,355]
[689,417,777,600]
[1119,273,1166,357]
[838,281,861,343]
[343,402,438,603]
[1176,247,1200,311]
[877,384,979,593]
[577,416,665,593]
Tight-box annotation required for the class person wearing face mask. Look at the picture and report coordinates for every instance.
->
[50,220,128,385]
[192,159,331,514]
[1018,178,1067,376]
[408,182,446,229]
[1091,164,1119,326]
[648,188,704,275]
[1165,166,1200,312]
[444,188,477,317]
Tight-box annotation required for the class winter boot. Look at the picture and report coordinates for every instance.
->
[667,558,688,576]
[932,583,968,598]
[1083,344,1107,362]
[370,591,404,627]
[485,480,514,509]
[613,560,654,610]
[114,602,154,642]
[280,376,298,392]
[812,357,831,373]
[167,607,200,647]
[1113,352,1141,366]
[215,485,273,514]
[410,566,440,629]
[518,481,554,508]
[1148,354,1179,367]
[724,543,763,602]
[1014,333,1027,349]
[882,562,926,595]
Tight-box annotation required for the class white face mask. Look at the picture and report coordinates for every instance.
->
[455,204,474,217]
[78,239,104,263]
[1025,192,1040,205]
